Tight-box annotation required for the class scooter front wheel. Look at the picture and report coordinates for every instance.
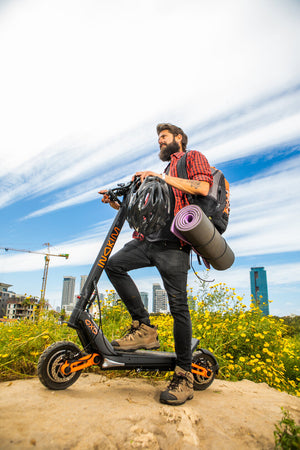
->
[38,341,82,390]
[192,351,216,391]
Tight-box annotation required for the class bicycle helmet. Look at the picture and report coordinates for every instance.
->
[126,176,171,235]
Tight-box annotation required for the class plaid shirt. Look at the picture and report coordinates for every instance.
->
[167,151,213,216]
[132,150,213,241]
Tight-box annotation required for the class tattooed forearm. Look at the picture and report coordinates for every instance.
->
[164,174,210,196]
[187,180,202,189]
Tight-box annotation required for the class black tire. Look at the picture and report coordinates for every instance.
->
[192,351,216,391]
[38,341,82,390]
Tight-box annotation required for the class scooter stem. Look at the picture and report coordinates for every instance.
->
[68,198,129,329]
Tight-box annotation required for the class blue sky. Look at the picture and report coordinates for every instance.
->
[0,0,299,316]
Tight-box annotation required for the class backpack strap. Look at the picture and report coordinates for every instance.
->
[176,152,189,179]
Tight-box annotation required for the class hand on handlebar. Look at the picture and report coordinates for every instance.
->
[98,190,121,210]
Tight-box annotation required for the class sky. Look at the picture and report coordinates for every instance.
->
[0,0,300,316]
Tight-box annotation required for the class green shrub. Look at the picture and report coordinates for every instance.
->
[274,408,300,449]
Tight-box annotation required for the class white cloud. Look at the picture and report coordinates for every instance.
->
[1,154,299,273]
[1,0,299,174]
[225,155,300,256]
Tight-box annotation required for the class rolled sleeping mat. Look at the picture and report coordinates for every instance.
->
[171,204,235,271]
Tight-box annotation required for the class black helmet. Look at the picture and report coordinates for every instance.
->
[127,176,171,235]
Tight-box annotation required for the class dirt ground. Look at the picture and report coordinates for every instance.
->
[0,374,299,449]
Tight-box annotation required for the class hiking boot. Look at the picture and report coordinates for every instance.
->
[160,366,194,405]
[111,320,160,351]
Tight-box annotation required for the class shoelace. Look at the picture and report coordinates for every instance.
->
[168,374,185,390]
[121,325,141,340]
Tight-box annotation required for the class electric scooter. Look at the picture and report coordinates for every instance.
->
[38,179,219,391]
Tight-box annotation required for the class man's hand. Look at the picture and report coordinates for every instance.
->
[98,190,120,210]
[133,171,162,183]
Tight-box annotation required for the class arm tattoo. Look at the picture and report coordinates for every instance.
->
[188,180,201,189]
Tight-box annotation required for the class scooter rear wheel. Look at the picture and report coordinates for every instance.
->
[38,341,82,390]
[192,351,216,391]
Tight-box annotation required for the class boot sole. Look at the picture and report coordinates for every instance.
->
[112,342,160,352]
[159,393,194,406]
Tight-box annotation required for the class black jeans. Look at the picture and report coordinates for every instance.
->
[105,239,192,371]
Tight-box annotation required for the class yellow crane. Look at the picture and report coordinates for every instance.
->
[0,243,69,309]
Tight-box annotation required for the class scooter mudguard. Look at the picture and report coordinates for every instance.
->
[197,348,219,373]
[191,337,199,352]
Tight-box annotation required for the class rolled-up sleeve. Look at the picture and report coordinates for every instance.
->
[186,150,213,186]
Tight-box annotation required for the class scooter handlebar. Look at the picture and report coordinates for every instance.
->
[106,177,141,202]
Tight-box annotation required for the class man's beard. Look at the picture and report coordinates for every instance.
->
[159,140,180,161]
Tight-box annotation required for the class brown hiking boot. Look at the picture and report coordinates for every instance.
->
[111,320,160,351]
[160,366,194,405]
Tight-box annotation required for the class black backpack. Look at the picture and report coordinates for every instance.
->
[176,151,230,234]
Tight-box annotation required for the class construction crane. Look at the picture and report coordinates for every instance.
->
[0,243,69,309]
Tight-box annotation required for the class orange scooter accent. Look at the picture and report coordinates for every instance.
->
[61,353,100,375]
[191,362,212,378]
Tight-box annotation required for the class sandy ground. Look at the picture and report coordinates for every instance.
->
[0,374,299,450]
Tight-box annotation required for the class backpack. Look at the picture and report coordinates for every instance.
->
[176,151,230,234]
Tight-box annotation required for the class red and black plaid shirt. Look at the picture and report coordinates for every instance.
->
[132,150,213,241]
[167,151,213,215]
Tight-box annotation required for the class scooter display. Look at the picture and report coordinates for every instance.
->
[38,179,219,392]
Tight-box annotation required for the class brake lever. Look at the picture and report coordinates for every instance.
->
[106,189,119,203]
[103,177,141,203]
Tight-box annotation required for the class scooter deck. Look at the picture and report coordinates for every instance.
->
[100,338,200,371]
[112,337,199,356]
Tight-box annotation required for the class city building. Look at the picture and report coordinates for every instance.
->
[80,275,88,293]
[0,282,13,317]
[156,289,168,313]
[250,267,269,316]
[140,292,149,310]
[152,282,168,313]
[152,283,161,313]
[65,303,75,314]
[61,276,76,309]
[6,296,39,319]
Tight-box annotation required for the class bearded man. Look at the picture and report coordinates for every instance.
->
[100,123,212,405]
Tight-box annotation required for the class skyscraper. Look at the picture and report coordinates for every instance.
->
[250,267,269,316]
[80,275,88,293]
[140,292,149,309]
[152,283,161,313]
[61,276,76,309]
[155,289,168,313]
